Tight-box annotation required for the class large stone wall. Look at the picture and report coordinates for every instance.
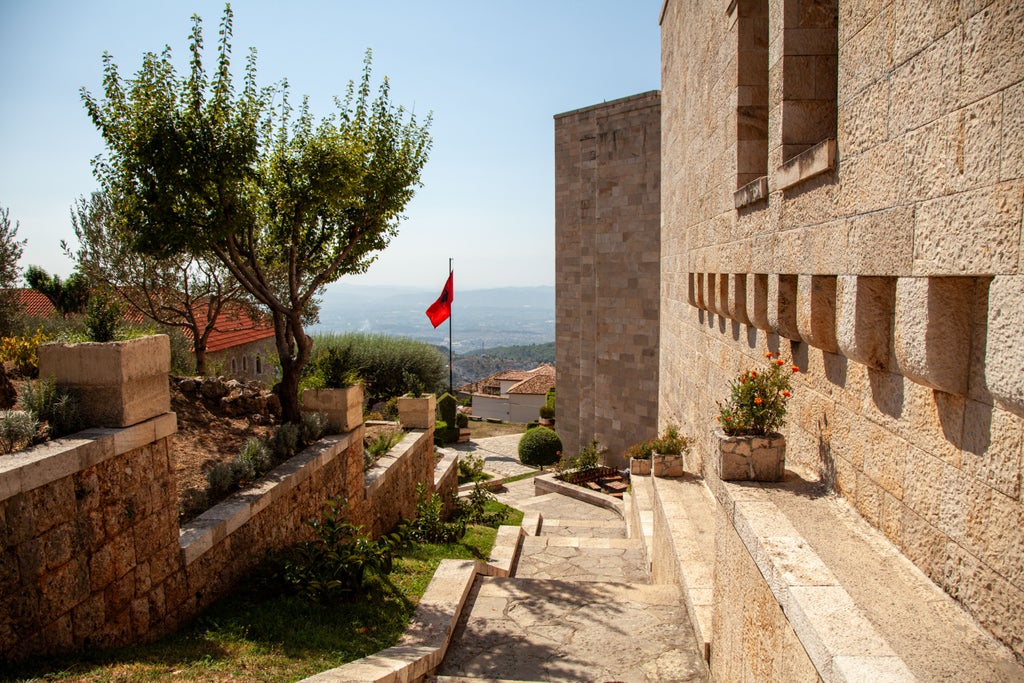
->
[554,91,662,466]
[659,0,1024,658]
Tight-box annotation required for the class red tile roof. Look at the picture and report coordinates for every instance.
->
[507,373,556,395]
[7,288,274,353]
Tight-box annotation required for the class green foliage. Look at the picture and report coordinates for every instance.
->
[0,206,27,337]
[558,439,603,473]
[651,423,692,455]
[517,426,562,467]
[0,328,50,377]
[18,378,81,438]
[65,191,253,377]
[269,422,301,462]
[545,387,556,412]
[301,411,328,444]
[405,483,464,544]
[206,462,234,498]
[457,452,487,484]
[433,420,460,446]
[265,497,399,604]
[538,404,555,420]
[82,7,432,423]
[303,347,361,389]
[24,265,90,317]
[307,333,445,403]
[455,411,468,429]
[84,292,120,342]
[717,352,798,436]
[367,428,403,461]
[438,392,456,425]
[625,439,655,461]
[0,410,38,454]
[454,483,507,527]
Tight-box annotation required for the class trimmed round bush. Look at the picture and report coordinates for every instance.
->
[518,426,562,467]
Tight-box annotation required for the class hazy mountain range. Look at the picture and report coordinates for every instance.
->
[308,283,555,353]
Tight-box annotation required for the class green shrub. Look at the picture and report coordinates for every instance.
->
[405,482,464,544]
[301,411,328,443]
[457,452,487,484]
[0,410,38,453]
[455,411,468,429]
[433,419,460,446]
[625,439,656,460]
[517,426,562,467]
[651,423,692,455]
[237,438,272,476]
[18,378,81,438]
[269,423,301,463]
[265,496,399,604]
[438,393,457,425]
[306,333,445,403]
[206,462,234,498]
[85,293,120,342]
[538,404,555,420]
[454,483,507,526]
[368,428,403,458]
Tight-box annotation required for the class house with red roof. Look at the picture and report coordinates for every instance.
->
[10,289,276,381]
[465,364,555,423]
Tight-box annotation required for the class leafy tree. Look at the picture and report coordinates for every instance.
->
[0,206,27,335]
[82,7,432,422]
[64,191,255,375]
[24,265,90,318]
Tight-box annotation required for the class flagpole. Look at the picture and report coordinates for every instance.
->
[447,258,453,394]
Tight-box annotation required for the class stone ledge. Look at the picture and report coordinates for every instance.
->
[734,175,769,209]
[533,472,625,519]
[712,477,913,681]
[0,412,177,503]
[776,138,837,191]
[179,431,355,566]
[300,523,528,682]
[365,429,427,495]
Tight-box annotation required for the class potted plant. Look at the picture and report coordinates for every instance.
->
[625,439,654,475]
[301,349,364,434]
[396,375,435,430]
[651,424,692,477]
[714,351,798,481]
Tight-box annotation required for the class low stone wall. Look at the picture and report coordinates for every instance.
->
[710,507,822,683]
[3,404,440,663]
[0,414,180,658]
[363,429,436,536]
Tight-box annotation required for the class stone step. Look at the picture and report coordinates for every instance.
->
[515,535,648,583]
[538,517,626,539]
[427,677,547,683]
[436,577,707,682]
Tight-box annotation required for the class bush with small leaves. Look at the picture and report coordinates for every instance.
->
[206,462,234,498]
[18,378,80,438]
[517,426,562,467]
[405,482,464,544]
[0,410,38,453]
[269,423,300,464]
[301,411,328,443]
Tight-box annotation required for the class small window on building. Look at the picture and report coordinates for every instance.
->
[780,0,838,164]
[231,358,237,373]
[736,0,769,194]
[255,356,263,375]
[242,356,248,372]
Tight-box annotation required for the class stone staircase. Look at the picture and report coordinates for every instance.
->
[429,488,708,683]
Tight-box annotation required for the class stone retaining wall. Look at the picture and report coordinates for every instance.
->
[2,349,440,664]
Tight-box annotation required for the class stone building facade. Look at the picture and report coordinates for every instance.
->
[554,91,662,466]
[657,0,1024,659]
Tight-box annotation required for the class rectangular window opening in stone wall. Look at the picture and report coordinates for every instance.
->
[776,0,838,190]
[735,0,769,208]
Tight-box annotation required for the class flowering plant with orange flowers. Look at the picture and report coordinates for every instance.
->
[716,352,798,436]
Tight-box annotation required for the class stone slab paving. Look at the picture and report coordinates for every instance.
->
[438,577,706,682]
[438,473,707,682]
[448,434,535,479]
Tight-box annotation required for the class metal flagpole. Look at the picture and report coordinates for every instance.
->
[448,257,453,394]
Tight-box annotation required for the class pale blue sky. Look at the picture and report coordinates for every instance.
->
[0,1,660,290]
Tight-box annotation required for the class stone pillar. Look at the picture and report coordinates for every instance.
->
[796,274,838,353]
[894,277,973,395]
[836,275,895,370]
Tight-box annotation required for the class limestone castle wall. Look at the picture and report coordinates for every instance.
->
[659,0,1024,656]
[555,91,662,466]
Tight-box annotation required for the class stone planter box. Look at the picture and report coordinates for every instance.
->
[37,334,170,428]
[301,385,363,434]
[397,394,436,429]
[630,457,652,475]
[652,452,684,477]
[458,427,471,443]
[714,428,786,481]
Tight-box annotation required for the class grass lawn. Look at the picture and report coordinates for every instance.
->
[466,420,527,439]
[6,502,524,683]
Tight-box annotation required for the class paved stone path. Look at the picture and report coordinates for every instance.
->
[433,475,707,682]
[446,434,537,479]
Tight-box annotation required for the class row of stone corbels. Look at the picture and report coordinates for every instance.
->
[687,272,1023,413]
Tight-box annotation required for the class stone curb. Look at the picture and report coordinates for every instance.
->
[714,479,917,682]
[298,514,537,682]
[533,472,625,519]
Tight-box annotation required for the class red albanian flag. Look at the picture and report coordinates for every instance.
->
[426,272,454,328]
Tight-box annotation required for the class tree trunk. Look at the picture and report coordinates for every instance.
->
[194,348,207,376]
[272,310,313,425]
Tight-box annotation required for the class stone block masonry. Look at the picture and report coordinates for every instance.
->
[554,91,661,467]
[655,0,1024,665]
